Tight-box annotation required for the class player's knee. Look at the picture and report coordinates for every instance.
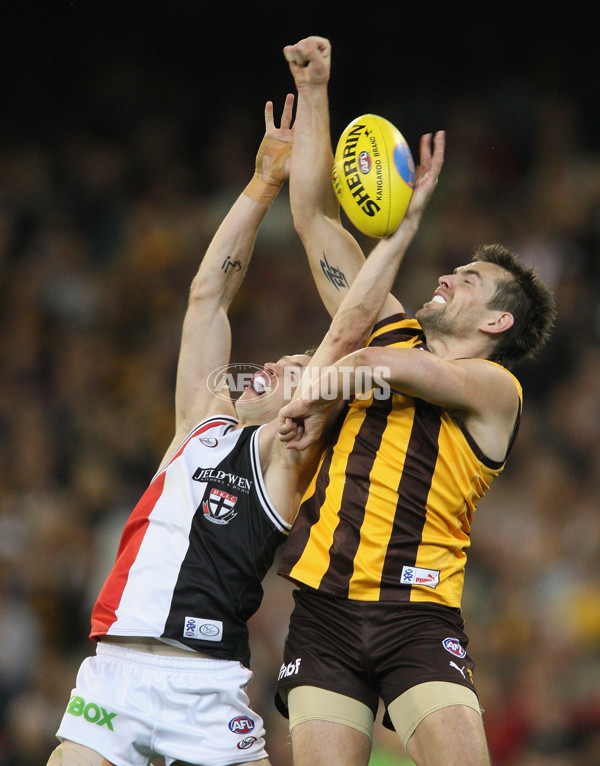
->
[47,741,112,765]
[46,744,73,765]
[405,704,489,766]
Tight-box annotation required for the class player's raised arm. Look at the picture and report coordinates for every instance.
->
[284,36,362,314]
[284,36,403,319]
[160,96,294,465]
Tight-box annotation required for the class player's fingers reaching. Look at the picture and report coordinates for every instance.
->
[418,133,433,176]
[431,130,446,171]
[427,131,445,172]
[260,97,294,181]
[411,134,431,190]
[264,95,294,138]
[279,93,295,131]
[415,131,445,189]
[264,100,275,133]
[401,131,445,226]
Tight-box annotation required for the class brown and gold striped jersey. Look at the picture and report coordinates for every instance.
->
[278,314,522,607]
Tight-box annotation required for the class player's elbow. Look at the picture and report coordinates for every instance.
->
[291,204,315,242]
[291,202,338,243]
[326,320,370,359]
[188,273,228,308]
[348,346,377,369]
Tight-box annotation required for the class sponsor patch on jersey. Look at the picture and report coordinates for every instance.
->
[229,715,255,734]
[193,466,253,493]
[199,437,218,447]
[400,565,440,588]
[183,616,223,642]
[202,488,238,524]
[442,637,467,658]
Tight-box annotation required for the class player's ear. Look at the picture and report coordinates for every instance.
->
[481,310,514,336]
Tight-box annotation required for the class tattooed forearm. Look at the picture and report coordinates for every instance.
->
[320,253,348,291]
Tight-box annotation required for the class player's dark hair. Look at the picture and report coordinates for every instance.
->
[473,244,556,369]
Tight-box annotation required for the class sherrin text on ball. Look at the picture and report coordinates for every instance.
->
[332,114,415,238]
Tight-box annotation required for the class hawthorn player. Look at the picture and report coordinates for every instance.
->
[275,35,556,766]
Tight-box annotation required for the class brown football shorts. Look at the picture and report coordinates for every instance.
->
[275,585,478,732]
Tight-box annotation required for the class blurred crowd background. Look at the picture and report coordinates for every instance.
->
[1,3,599,765]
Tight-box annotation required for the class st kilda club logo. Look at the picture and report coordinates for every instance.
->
[202,487,238,525]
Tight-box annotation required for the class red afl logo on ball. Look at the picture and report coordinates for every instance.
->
[357,151,372,174]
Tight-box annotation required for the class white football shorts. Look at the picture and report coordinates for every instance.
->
[55,642,268,766]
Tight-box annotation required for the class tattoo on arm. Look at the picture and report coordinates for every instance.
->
[320,253,348,291]
[222,256,242,274]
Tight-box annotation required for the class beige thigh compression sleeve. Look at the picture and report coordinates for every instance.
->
[287,686,375,741]
[387,681,482,748]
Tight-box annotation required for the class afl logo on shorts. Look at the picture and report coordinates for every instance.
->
[229,716,255,734]
[442,637,466,658]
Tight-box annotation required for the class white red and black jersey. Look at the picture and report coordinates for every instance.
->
[91,415,290,666]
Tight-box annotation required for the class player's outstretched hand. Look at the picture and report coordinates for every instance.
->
[264,93,294,144]
[402,130,446,228]
[283,36,331,88]
[255,93,295,185]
